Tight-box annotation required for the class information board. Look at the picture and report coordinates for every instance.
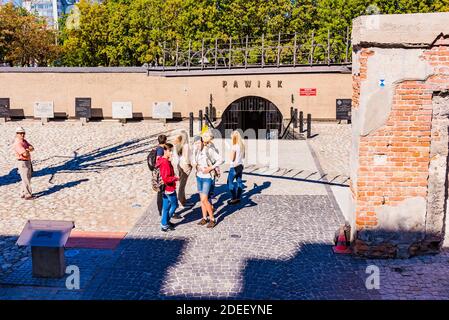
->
[0,98,10,117]
[34,101,54,118]
[112,101,133,119]
[75,97,92,118]
[336,99,352,121]
[299,88,317,96]
[153,102,173,119]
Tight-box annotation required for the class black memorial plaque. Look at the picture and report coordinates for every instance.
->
[0,98,10,117]
[336,99,352,121]
[75,97,92,118]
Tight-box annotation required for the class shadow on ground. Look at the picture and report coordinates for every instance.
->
[0,132,164,196]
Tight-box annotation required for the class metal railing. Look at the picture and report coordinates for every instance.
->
[147,29,352,71]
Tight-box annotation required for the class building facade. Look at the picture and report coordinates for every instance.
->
[0,66,352,132]
[22,0,77,27]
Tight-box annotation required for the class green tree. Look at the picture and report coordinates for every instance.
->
[0,3,60,66]
[60,0,109,66]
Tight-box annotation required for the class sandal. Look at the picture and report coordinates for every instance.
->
[197,218,208,226]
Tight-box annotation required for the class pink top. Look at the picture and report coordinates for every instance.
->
[14,138,31,160]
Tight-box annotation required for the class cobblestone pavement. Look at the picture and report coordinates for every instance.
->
[307,123,351,177]
[2,121,449,300]
[0,120,188,278]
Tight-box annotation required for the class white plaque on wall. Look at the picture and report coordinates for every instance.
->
[152,102,173,119]
[33,101,54,118]
[112,101,133,119]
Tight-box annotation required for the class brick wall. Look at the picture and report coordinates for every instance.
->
[353,44,449,257]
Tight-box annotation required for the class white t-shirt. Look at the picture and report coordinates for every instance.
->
[230,144,243,167]
[193,144,222,179]
[195,148,212,179]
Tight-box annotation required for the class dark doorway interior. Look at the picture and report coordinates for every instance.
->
[218,96,283,138]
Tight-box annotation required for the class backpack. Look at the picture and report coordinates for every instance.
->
[147,147,158,171]
[151,167,164,192]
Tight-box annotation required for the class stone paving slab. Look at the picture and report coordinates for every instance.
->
[65,231,127,249]
[0,120,188,278]
[2,122,449,300]
[0,248,114,290]
[77,194,374,300]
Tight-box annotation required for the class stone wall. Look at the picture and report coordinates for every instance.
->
[350,12,449,258]
[0,67,352,121]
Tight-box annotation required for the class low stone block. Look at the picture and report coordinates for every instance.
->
[31,246,65,278]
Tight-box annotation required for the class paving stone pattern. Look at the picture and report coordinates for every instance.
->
[1,121,449,300]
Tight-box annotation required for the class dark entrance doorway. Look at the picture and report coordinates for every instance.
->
[218,96,283,138]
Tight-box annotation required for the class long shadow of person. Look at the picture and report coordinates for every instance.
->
[214,181,271,226]
[175,181,271,227]
[33,179,89,198]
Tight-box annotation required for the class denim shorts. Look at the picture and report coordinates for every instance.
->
[196,176,214,196]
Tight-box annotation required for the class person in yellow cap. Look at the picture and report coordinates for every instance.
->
[13,127,35,200]
[191,130,223,228]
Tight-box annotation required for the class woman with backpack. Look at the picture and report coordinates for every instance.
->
[173,130,193,209]
[156,143,179,232]
[227,130,245,204]
[192,131,223,228]
[147,134,167,216]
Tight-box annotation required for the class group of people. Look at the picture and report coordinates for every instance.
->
[10,125,246,233]
[152,129,245,232]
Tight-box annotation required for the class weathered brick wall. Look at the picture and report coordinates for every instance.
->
[352,49,374,111]
[352,42,449,258]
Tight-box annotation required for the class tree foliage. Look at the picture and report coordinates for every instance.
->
[2,0,449,66]
[0,3,60,66]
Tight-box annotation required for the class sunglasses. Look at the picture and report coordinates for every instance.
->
[18,132,25,135]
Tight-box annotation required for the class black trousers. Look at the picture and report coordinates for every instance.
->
[157,191,163,215]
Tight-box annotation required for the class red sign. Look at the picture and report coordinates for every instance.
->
[299,88,317,96]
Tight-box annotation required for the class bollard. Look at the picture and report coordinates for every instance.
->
[307,113,312,139]
[212,106,216,121]
[293,108,298,128]
[299,111,304,133]
[189,112,194,137]
[199,110,203,132]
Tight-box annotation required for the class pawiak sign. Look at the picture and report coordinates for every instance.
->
[34,101,54,118]
[112,102,133,119]
[153,102,173,119]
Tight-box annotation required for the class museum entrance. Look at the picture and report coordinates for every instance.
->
[218,96,283,138]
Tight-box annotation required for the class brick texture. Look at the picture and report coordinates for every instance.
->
[353,44,449,257]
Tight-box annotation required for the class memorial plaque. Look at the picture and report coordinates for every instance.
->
[16,220,75,247]
[153,102,173,119]
[34,101,54,118]
[336,99,352,121]
[0,98,10,117]
[112,101,133,119]
[75,97,92,118]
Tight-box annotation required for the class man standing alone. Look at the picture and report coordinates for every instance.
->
[13,127,34,200]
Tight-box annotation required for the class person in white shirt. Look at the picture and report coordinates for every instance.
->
[173,130,193,209]
[227,130,245,205]
[191,130,223,228]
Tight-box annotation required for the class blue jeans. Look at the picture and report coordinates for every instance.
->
[161,191,178,229]
[196,176,214,196]
[227,165,243,200]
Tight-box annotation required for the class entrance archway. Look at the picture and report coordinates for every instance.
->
[218,96,283,138]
